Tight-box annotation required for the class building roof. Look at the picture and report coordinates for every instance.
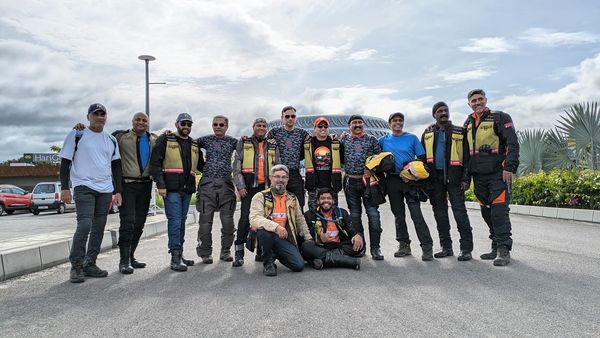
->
[0,165,60,178]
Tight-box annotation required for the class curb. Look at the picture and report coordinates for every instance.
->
[0,211,199,282]
[464,202,600,224]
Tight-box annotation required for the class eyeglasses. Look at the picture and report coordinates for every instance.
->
[213,123,226,127]
[179,121,192,127]
[272,175,289,180]
[284,115,296,119]
[316,125,329,129]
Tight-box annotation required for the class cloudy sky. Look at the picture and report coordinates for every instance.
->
[1,0,599,161]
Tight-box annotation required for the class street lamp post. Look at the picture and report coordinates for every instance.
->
[138,55,156,120]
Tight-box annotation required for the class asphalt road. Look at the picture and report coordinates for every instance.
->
[1,198,599,337]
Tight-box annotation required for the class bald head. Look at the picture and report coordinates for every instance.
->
[132,112,149,135]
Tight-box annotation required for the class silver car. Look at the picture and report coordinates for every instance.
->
[30,182,75,215]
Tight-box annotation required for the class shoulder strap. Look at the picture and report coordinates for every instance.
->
[74,130,84,154]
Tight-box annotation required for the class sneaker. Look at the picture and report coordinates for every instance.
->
[394,242,411,257]
[434,248,454,258]
[69,263,85,283]
[263,262,277,277]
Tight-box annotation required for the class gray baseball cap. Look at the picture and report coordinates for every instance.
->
[176,113,193,123]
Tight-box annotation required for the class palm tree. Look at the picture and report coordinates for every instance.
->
[544,128,576,170]
[517,129,547,176]
[556,102,600,170]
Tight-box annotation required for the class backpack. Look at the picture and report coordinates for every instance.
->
[74,129,117,157]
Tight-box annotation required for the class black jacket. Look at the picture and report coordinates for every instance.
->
[150,134,204,194]
[304,207,357,248]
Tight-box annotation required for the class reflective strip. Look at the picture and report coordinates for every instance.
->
[492,190,506,204]
[449,160,462,166]
[163,168,195,175]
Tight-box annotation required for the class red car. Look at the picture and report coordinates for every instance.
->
[0,184,32,215]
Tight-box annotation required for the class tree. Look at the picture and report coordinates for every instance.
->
[556,102,600,170]
[50,145,61,154]
[517,129,548,176]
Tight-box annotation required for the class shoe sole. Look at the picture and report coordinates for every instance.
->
[232,261,244,267]
[422,257,434,261]
[457,257,472,261]
[493,260,510,266]
[371,256,384,261]
[394,253,411,257]
[83,273,108,278]
[70,278,84,283]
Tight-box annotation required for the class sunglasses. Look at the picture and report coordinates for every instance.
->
[179,121,192,127]
[316,125,329,129]
[284,115,296,119]
[213,123,226,127]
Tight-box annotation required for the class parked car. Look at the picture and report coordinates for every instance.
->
[0,184,32,215]
[30,182,75,215]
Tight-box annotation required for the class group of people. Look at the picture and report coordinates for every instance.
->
[60,88,519,282]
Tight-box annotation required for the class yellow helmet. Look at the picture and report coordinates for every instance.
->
[400,161,429,181]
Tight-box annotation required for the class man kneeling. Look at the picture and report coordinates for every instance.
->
[302,188,362,270]
[249,165,315,277]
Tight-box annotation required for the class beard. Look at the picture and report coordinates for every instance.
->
[271,184,286,195]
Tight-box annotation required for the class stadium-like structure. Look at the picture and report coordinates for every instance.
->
[268,114,389,138]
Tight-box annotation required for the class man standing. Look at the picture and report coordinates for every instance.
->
[463,89,519,266]
[302,188,362,270]
[232,118,279,267]
[422,102,473,261]
[380,112,434,261]
[60,103,122,283]
[341,115,383,260]
[112,112,157,274]
[304,117,343,211]
[266,106,309,209]
[196,115,239,264]
[249,165,315,277]
[151,113,203,272]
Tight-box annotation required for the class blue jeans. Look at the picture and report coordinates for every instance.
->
[70,185,112,263]
[257,229,304,272]
[165,191,192,251]
[344,177,382,250]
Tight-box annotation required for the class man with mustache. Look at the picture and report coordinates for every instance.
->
[249,165,315,277]
[380,112,434,261]
[150,113,204,272]
[231,118,279,267]
[421,102,473,261]
[302,188,362,270]
[340,115,383,260]
[304,117,344,211]
[463,89,519,266]
[266,106,310,209]
[195,115,239,264]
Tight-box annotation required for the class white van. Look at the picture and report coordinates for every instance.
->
[30,182,75,215]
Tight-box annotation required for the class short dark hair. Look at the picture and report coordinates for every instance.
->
[467,89,486,100]
[316,188,334,200]
[281,105,296,114]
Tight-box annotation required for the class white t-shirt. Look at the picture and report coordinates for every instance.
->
[60,128,120,193]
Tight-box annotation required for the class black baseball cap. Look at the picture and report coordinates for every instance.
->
[176,113,193,123]
[88,103,106,115]
[347,114,364,124]
[388,112,404,123]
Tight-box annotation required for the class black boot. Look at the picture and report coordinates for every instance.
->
[324,250,360,270]
[170,250,188,272]
[130,240,146,269]
[480,244,498,260]
[70,261,85,283]
[83,257,108,278]
[181,249,195,266]
[119,246,134,275]
[493,246,511,266]
[421,245,434,261]
[370,248,384,260]
[232,244,245,267]
[434,247,454,258]
[457,251,472,261]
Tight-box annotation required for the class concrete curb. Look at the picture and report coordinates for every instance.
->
[464,201,600,224]
[0,211,198,282]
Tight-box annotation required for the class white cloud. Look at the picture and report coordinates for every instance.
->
[459,37,514,53]
[519,28,599,47]
[347,49,377,61]
[495,52,600,130]
[442,68,494,83]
